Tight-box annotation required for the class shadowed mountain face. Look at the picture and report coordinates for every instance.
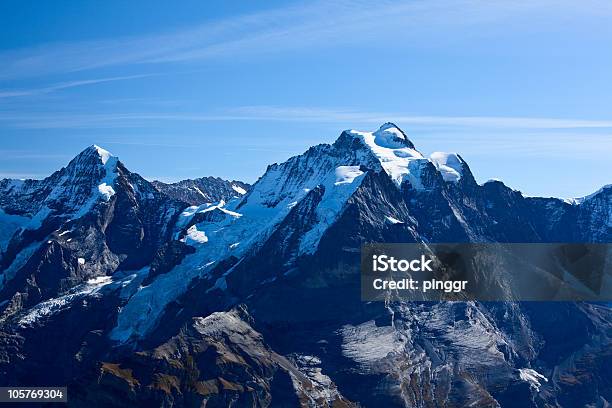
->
[0,127,610,407]
[0,146,186,315]
[152,177,250,206]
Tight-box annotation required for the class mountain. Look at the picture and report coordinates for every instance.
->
[152,177,250,206]
[0,128,610,407]
[0,146,186,318]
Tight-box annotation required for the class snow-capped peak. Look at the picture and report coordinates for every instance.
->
[429,152,464,182]
[91,144,113,165]
[42,145,119,217]
[343,124,471,188]
[71,145,116,169]
[373,122,415,149]
[346,125,426,187]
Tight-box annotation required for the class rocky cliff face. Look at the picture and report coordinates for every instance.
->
[71,306,355,408]
[0,127,610,407]
[152,177,250,206]
[0,145,186,320]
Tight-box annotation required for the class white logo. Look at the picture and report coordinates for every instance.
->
[372,254,433,272]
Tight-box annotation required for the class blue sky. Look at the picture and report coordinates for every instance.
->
[1,0,611,198]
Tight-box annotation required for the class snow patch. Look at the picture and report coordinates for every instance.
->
[334,166,364,185]
[519,368,548,392]
[92,145,113,165]
[299,167,367,253]
[373,123,411,149]
[87,276,111,285]
[98,183,115,201]
[183,225,209,244]
[18,274,113,326]
[348,126,426,188]
[386,216,403,224]
[430,152,463,182]
[193,186,207,198]
[231,184,247,195]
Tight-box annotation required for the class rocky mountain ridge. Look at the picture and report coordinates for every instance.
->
[0,125,610,407]
[152,177,250,206]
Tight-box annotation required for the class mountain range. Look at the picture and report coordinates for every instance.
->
[0,123,610,407]
[152,177,249,206]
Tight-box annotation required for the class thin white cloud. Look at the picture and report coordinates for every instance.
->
[1,105,611,161]
[226,106,612,129]
[1,0,609,80]
[2,105,612,131]
[0,74,156,99]
[102,140,199,148]
[0,150,70,160]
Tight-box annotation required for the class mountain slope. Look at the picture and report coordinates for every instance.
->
[0,127,610,407]
[0,145,186,320]
[74,306,355,407]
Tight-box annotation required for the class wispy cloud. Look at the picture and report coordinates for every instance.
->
[102,140,199,148]
[0,149,71,160]
[224,106,612,130]
[100,140,300,153]
[0,74,156,99]
[1,0,609,80]
[2,105,612,131]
